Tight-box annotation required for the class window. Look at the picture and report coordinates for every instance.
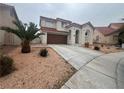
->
[85,30,90,42]
[10,8,14,17]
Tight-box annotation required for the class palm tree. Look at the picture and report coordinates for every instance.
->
[0,21,44,53]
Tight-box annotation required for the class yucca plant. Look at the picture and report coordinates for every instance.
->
[39,48,48,57]
[0,21,44,53]
[0,53,14,77]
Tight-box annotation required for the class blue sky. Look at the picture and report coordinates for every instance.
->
[8,3,124,27]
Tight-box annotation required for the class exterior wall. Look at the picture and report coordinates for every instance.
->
[93,29,105,44]
[0,5,21,45]
[67,27,82,45]
[0,30,5,45]
[94,29,119,45]
[109,25,120,30]
[41,32,47,44]
[105,33,119,44]
[56,21,64,31]
[41,19,56,28]
[13,35,21,45]
[82,24,94,45]
[56,21,69,32]
[31,37,41,44]
[40,17,94,45]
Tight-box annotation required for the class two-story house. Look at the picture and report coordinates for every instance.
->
[40,16,94,45]
[0,3,21,45]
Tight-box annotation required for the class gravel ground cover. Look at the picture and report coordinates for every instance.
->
[0,46,76,89]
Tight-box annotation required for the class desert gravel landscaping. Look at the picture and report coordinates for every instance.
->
[0,46,76,89]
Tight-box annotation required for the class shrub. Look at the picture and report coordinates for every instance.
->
[85,42,89,48]
[101,44,104,47]
[39,48,48,57]
[0,54,14,77]
[94,46,100,51]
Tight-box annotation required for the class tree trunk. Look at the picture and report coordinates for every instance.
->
[21,40,31,53]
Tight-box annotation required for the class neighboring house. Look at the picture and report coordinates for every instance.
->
[94,23,124,45]
[40,16,94,45]
[0,3,21,45]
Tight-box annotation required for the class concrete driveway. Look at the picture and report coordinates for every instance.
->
[50,45,124,89]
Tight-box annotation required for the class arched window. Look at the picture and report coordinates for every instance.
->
[85,30,90,42]
[85,30,90,37]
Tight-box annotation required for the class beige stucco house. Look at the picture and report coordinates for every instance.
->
[1,3,123,46]
[40,16,94,45]
[94,23,124,45]
[0,3,21,45]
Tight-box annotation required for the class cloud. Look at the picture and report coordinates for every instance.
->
[9,3,124,26]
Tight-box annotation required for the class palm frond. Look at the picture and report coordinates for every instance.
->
[0,27,23,40]
[0,21,44,42]
[31,33,44,41]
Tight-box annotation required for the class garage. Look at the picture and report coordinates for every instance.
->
[47,34,67,44]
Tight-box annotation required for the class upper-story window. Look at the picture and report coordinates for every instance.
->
[61,22,64,28]
[45,20,56,28]
[10,8,14,17]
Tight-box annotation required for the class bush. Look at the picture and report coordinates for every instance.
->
[39,48,48,57]
[0,54,15,77]
[101,44,104,47]
[94,46,100,51]
[85,42,89,48]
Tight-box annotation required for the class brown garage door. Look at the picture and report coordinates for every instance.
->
[47,34,67,44]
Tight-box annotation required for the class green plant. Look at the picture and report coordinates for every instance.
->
[101,44,104,47]
[39,48,48,57]
[85,42,89,48]
[0,21,44,53]
[0,54,15,77]
[94,46,100,51]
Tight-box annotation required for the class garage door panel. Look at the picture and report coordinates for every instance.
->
[47,34,67,44]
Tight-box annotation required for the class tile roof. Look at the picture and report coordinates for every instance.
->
[41,27,58,32]
[65,23,82,28]
[40,16,56,22]
[0,3,13,8]
[109,23,124,29]
[95,27,117,36]
[95,23,124,36]
[41,27,67,33]
[82,22,95,30]
[56,18,72,23]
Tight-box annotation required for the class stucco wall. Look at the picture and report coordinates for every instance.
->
[67,27,82,45]
[0,5,21,45]
[40,17,94,45]
[105,33,119,44]
[94,29,119,44]
[56,21,69,31]
[93,29,105,44]
[41,32,47,44]
[40,19,56,28]
[82,24,94,45]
